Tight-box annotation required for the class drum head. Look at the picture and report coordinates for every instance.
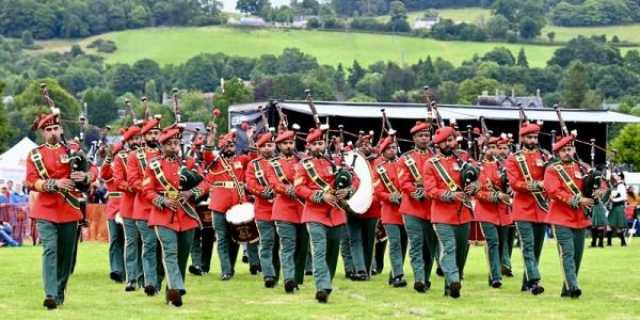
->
[226,202,255,225]
[344,151,374,214]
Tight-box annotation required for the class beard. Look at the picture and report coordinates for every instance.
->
[440,147,453,156]
[281,147,293,156]
[146,140,159,148]
[222,149,235,157]
[524,143,538,150]
[311,150,324,158]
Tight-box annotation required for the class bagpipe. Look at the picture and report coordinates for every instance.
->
[170,89,203,192]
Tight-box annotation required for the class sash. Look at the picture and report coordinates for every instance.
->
[252,159,268,187]
[136,148,147,170]
[149,159,201,227]
[375,163,399,194]
[219,156,245,198]
[301,158,334,193]
[117,151,128,165]
[402,152,422,182]
[269,158,290,184]
[30,148,80,209]
[552,164,582,197]
[515,152,549,212]
[430,156,473,209]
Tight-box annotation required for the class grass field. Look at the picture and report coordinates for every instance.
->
[1,241,638,319]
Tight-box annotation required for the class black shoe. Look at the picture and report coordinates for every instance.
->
[250,264,260,275]
[305,270,313,276]
[315,290,329,303]
[353,271,369,281]
[371,268,378,276]
[264,276,276,288]
[110,271,124,283]
[436,267,444,277]
[490,280,502,288]
[165,289,182,307]
[414,281,427,293]
[189,265,203,276]
[284,279,297,293]
[179,289,186,296]
[242,255,249,263]
[529,282,545,295]
[125,281,137,292]
[391,275,407,288]
[448,282,461,299]
[345,270,354,279]
[144,285,157,296]
[501,266,513,277]
[570,288,582,298]
[43,296,57,310]
[221,273,233,281]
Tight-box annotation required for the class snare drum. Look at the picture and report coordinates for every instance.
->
[197,201,213,228]
[226,202,259,243]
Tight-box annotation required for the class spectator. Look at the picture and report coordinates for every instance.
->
[0,219,19,247]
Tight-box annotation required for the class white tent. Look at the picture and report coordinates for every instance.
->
[0,137,37,184]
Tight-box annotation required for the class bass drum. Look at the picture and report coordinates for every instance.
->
[226,202,259,244]
[197,198,213,228]
[342,151,374,215]
[375,221,388,243]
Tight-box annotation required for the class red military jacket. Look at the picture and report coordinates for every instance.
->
[127,147,160,221]
[26,144,82,223]
[357,157,381,219]
[245,157,275,221]
[143,157,199,232]
[423,154,473,225]
[265,155,303,224]
[199,151,253,213]
[114,150,135,219]
[397,148,433,220]
[373,157,403,225]
[475,160,512,226]
[543,161,592,229]
[505,149,548,223]
[295,156,359,227]
[100,159,121,220]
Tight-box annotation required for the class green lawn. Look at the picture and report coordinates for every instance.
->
[60,26,560,67]
[543,24,640,44]
[1,241,638,319]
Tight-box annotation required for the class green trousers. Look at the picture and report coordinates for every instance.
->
[480,222,502,282]
[276,221,309,284]
[433,223,469,287]
[246,242,259,267]
[347,216,378,275]
[190,227,215,272]
[340,226,354,274]
[498,225,515,271]
[213,212,239,275]
[107,219,125,276]
[383,224,407,278]
[155,227,194,291]
[404,215,438,283]
[552,225,585,293]
[122,218,143,284]
[256,220,281,279]
[307,223,344,291]
[515,221,546,285]
[135,220,161,289]
[36,220,78,304]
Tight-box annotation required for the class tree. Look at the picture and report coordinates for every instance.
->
[182,54,219,91]
[236,0,271,16]
[610,124,640,170]
[458,76,499,104]
[519,16,541,40]
[21,30,34,46]
[482,47,515,66]
[516,48,529,68]
[83,88,116,128]
[334,63,346,93]
[108,64,137,95]
[486,14,509,39]
[70,44,84,57]
[387,1,410,33]
[437,81,459,104]
[348,60,366,88]
[547,31,556,43]
[561,61,588,108]
[144,80,159,102]
[275,48,318,74]
[549,36,624,67]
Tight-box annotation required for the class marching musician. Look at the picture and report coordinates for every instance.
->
[504,122,548,295]
[294,127,358,303]
[266,130,308,293]
[246,131,281,288]
[26,110,88,309]
[101,141,126,283]
[127,117,163,296]
[543,134,594,298]
[143,126,201,307]
[474,136,513,289]
[347,133,381,280]
[607,171,628,246]
[373,134,408,287]
[496,135,516,277]
[424,126,477,299]
[397,121,437,293]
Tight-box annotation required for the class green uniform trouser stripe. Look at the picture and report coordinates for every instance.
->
[36,220,77,301]
[307,223,343,291]
[190,228,203,268]
[515,221,546,285]
[404,215,438,283]
[107,219,125,275]
[155,226,194,291]
[122,218,143,283]
[276,221,309,284]
[135,220,160,289]
[383,224,407,278]
[433,223,469,286]
[552,225,585,292]
[213,212,239,275]
[347,216,378,275]
[498,225,515,270]
[257,220,281,279]
[340,226,354,273]
[480,222,502,282]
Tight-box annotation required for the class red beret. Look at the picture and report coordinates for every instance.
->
[122,125,141,142]
[410,121,431,135]
[159,127,182,144]
[192,134,205,146]
[141,118,161,135]
[378,136,395,153]
[68,141,81,152]
[487,136,500,145]
[356,133,373,146]
[112,142,123,154]
[218,131,236,148]
[519,123,540,136]
[432,126,455,144]
[33,112,60,131]
[275,130,295,143]
[255,132,274,147]
[552,135,574,153]
[497,134,510,145]
[306,128,325,144]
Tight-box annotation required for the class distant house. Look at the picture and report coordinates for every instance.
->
[414,15,440,30]
[229,16,268,27]
[476,90,545,109]
[292,15,318,28]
